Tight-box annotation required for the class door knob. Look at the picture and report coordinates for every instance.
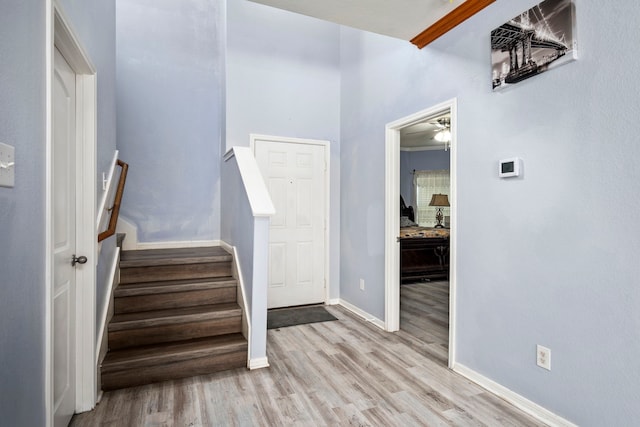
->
[72,254,88,267]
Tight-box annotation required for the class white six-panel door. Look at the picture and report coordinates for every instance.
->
[53,47,77,427]
[255,139,326,309]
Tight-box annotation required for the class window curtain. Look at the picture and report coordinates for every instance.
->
[414,170,450,227]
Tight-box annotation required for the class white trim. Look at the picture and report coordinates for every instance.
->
[135,240,221,250]
[219,240,233,254]
[400,145,448,152]
[249,133,329,148]
[233,146,276,217]
[384,99,458,369]
[327,298,340,305]
[95,248,120,357]
[97,150,119,234]
[338,299,385,330]
[220,241,253,368]
[45,2,53,424]
[115,219,222,251]
[74,69,97,413]
[250,134,332,307]
[453,364,577,427]
[47,2,98,423]
[249,357,270,370]
[115,216,138,251]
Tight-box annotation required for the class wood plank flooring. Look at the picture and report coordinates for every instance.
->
[72,303,545,426]
[400,280,450,366]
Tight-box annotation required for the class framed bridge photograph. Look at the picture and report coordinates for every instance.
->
[491,0,577,91]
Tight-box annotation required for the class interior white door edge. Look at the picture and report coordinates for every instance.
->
[384,98,458,369]
[47,4,98,426]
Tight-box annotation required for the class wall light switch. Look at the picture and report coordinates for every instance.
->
[0,142,15,188]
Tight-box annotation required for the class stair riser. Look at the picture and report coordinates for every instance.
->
[109,316,242,350]
[114,287,237,314]
[120,262,232,284]
[102,350,247,390]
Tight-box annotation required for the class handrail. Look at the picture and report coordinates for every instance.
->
[98,159,129,242]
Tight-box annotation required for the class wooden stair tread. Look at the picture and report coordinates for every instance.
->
[102,334,247,373]
[103,245,246,390]
[109,303,241,331]
[115,277,236,297]
[120,246,231,268]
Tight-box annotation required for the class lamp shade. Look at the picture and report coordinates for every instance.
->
[428,194,450,207]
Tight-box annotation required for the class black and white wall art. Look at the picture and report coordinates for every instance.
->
[491,0,577,91]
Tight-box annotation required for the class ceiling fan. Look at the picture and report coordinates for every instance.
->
[430,117,452,150]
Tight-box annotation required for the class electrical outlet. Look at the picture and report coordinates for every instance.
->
[536,345,551,370]
[359,279,365,291]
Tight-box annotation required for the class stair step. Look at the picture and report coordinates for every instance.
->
[108,303,242,350]
[120,246,231,268]
[114,277,237,313]
[103,334,247,372]
[119,261,232,284]
[115,277,237,297]
[101,334,247,390]
[102,246,246,390]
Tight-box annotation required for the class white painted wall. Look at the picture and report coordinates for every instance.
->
[339,1,640,425]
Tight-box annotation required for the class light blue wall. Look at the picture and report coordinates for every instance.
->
[226,0,342,299]
[0,0,116,424]
[399,149,450,207]
[339,1,640,425]
[58,0,117,187]
[0,3,46,425]
[116,0,223,243]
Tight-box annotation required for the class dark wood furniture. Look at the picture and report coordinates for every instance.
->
[399,236,449,283]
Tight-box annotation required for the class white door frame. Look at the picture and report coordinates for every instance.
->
[250,134,331,306]
[46,2,97,424]
[384,98,458,368]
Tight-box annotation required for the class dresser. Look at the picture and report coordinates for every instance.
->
[399,227,449,283]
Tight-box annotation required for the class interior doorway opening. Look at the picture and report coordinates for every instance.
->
[384,99,457,369]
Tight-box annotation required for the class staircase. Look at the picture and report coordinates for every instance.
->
[101,246,247,390]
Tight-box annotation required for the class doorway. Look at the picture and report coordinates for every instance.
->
[384,99,457,368]
[251,134,330,309]
[47,4,98,424]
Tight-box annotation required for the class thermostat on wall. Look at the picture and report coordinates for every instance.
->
[499,157,521,178]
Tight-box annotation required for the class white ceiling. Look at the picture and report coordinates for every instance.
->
[247,0,469,41]
[400,112,450,151]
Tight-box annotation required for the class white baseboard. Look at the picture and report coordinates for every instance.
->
[96,247,120,357]
[115,217,137,251]
[453,364,577,427]
[338,299,385,330]
[116,216,221,250]
[135,240,221,250]
[221,240,252,369]
[249,357,269,370]
[328,298,340,305]
[219,240,232,253]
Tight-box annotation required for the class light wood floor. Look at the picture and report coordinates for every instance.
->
[71,303,543,426]
[400,280,450,366]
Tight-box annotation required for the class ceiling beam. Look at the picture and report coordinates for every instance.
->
[410,0,496,49]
